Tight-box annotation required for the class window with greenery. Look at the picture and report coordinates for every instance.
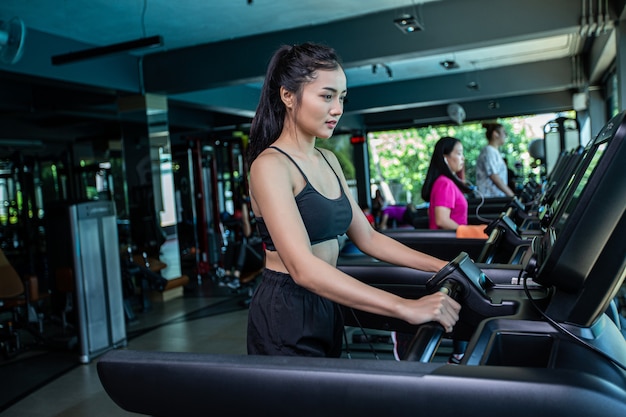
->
[368,113,575,205]
[316,133,355,180]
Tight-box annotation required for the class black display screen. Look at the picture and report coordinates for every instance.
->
[534,111,626,326]
[553,140,607,234]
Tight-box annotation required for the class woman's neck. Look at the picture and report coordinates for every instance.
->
[275,130,316,156]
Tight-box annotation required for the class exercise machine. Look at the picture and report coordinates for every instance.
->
[97,111,626,416]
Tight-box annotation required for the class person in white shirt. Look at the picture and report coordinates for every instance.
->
[475,122,515,198]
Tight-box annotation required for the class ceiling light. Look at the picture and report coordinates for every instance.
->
[440,59,459,70]
[51,35,163,65]
[394,14,423,34]
[0,139,44,147]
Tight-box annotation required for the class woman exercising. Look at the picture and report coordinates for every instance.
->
[246,42,460,357]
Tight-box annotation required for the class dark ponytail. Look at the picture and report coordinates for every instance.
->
[247,43,343,166]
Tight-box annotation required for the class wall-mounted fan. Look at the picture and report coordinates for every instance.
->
[446,103,466,125]
[0,16,26,65]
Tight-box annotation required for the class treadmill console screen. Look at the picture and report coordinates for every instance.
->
[553,141,607,234]
[534,111,626,326]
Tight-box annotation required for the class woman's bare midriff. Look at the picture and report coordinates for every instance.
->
[263,239,340,273]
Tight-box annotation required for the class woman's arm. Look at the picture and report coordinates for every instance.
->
[320,151,448,273]
[348,209,447,272]
[250,150,459,329]
[484,147,514,197]
[489,173,515,197]
[430,177,462,230]
[433,206,459,230]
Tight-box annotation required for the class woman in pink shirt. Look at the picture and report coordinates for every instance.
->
[396,136,475,362]
[422,137,474,230]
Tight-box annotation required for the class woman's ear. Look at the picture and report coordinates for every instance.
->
[280,86,294,109]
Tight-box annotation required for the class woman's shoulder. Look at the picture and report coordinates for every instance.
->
[252,147,289,169]
[433,174,454,186]
[250,148,295,184]
[431,176,460,196]
[316,146,339,162]
[484,145,499,154]
[316,147,344,174]
[477,145,497,161]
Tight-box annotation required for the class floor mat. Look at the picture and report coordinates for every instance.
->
[125,293,250,340]
[176,293,250,322]
[0,292,250,412]
[0,349,79,412]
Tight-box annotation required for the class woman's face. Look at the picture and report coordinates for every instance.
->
[295,68,347,139]
[445,142,465,174]
[493,127,507,146]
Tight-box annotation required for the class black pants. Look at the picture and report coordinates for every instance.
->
[247,269,344,357]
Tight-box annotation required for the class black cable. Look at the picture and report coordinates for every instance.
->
[522,277,626,371]
[473,188,492,223]
[341,328,352,359]
[349,308,380,359]
[338,308,351,359]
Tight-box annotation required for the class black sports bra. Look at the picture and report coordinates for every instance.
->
[255,146,353,251]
